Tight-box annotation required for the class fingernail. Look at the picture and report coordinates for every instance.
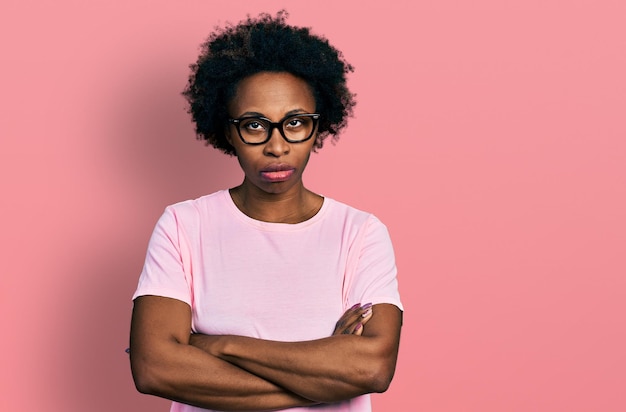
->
[355,322,363,331]
[361,303,373,310]
[350,303,361,310]
[362,309,372,318]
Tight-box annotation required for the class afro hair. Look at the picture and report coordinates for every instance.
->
[182,10,356,155]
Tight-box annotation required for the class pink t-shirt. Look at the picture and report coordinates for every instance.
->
[133,190,403,412]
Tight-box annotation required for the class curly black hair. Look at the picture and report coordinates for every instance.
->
[182,10,356,156]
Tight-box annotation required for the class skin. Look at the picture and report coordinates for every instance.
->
[129,72,403,410]
[225,71,323,224]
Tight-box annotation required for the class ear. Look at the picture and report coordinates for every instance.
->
[224,127,234,146]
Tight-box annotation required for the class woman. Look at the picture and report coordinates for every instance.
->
[130,11,403,412]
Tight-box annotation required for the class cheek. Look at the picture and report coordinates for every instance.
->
[236,154,249,171]
[234,148,260,172]
[300,148,313,168]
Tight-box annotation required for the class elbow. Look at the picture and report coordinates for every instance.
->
[132,366,158,395]
[360,353,397,394]
[134,379,154,395]
[133,375,156,395]
[365,365,394,394]
[131,357,167,396]
[129,339,189,397]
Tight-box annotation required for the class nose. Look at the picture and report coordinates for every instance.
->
[263,126,289,157]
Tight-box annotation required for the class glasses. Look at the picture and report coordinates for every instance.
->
[228,113,320,145]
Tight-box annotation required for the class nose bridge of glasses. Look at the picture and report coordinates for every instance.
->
[266,120,287,141]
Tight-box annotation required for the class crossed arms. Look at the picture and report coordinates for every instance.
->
[129,296,402,411]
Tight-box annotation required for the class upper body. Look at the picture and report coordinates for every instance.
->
[129,11,403,412]
[133,190,402,411]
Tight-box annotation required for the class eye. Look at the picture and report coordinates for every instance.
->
[241,119,267,133]
[285,117,309,129]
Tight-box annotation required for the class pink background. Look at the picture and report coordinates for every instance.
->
[1,1,625,411]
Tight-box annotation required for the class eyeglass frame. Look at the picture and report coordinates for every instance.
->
[228,113,321,145]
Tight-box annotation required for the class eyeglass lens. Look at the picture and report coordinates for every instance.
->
[238,115,316,143]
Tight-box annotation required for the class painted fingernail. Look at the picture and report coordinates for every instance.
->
[362,309,372,318]
[350,303,361,310]
[355,322,363,331]
[361,303,373,310]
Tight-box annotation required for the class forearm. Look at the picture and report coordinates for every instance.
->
[130,295,315,411]
[131,340,315,411]
[191,332,395,403]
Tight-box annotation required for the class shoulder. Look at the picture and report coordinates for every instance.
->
[164,190,227,219]
[155,190,229,234]
[324,197,387,230]
[166,190,226,213]
[322,198,392,247]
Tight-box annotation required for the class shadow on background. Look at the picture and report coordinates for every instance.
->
[57,55,240,410]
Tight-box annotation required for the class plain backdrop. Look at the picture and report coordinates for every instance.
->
[1,1,625,411]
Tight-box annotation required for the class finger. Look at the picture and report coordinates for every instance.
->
[359,307,373,328]
[334,304,362,329]
[345,302,372,322]
[350,303,372,324]
[337,303,372,326]
[341,303,362,319]
[333,303,373,335]
[335,316,362,335]
[347,306,374,336]
[352,305,374,335]
[360,305,373,322]
[341,320,363,335]
[336,318,359,335]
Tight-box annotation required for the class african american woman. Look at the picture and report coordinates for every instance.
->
[129,11,403,412]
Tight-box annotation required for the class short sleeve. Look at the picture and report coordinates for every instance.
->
[345,215,403,311]
[132,207,193,306]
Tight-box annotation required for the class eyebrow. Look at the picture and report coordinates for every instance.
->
[235,108,310,120]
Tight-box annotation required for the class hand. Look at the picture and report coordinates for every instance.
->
[332,303,374,336]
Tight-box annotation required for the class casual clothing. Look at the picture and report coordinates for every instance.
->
[133,189,403,412]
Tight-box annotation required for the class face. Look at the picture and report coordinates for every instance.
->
[227,72,317,196]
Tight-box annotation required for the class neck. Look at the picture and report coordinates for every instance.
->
[229,181,322,224]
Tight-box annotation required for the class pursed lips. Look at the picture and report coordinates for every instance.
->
[260,164,295,182]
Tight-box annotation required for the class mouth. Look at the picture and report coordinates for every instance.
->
[260,164,295,182]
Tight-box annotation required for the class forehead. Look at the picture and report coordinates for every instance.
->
[228,72,315,118]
